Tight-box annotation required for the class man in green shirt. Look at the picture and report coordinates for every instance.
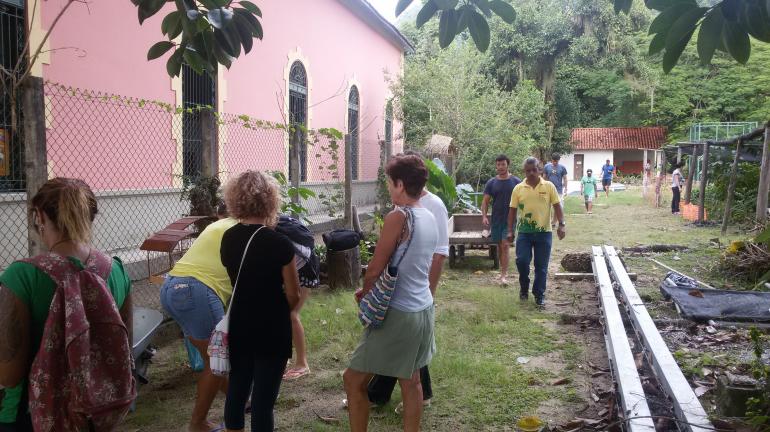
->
[580,169,598,214]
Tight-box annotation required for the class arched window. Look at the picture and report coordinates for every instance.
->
[348,86,360,180]
[384,100,393,157]
[288,61,308,181]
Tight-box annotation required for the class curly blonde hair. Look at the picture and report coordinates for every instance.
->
[224,171,280,225]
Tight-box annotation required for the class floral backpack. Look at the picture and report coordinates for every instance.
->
[22,251,136,432]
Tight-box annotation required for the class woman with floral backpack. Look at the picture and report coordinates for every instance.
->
[0,178,134,432]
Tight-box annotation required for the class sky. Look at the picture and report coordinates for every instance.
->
[368,0,416,24]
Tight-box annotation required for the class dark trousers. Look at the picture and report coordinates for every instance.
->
[672,187,681,213]
[515,232,553,300]
[367,366,433,405]
[0,416,32,432]
[224,352,288,431]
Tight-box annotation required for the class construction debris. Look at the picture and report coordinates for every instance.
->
[623,244,689,254]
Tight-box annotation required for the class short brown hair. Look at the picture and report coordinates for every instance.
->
[30,177,98,243]
[386,154,428,198]
[224,171,280,225]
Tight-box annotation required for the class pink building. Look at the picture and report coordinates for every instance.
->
[0,0,411,273]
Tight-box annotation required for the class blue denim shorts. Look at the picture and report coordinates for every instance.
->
[160,276,225,340]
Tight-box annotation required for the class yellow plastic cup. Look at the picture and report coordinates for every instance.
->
[516,416,544,432]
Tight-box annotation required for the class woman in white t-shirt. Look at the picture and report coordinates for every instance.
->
[671,162,684,215]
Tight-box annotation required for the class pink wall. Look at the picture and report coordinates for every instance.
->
[39,0,405,187]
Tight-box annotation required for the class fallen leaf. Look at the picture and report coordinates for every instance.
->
[314,410,339,423]
[551,377,571,386]
[673,255,681,261]
[598,408,608,417]
[474,270,484,275]
[634,352,644,369]
[591,371,606,378]
[516,357,531,365]
[694,386,710,397]
[705,326,717,334]
[591,392,600,402]
[688,289,704,298]
[702,368,713,377]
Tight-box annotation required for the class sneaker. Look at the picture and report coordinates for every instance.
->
[519,291,529,301]
[535,297,546,307]
[395,399,432,415]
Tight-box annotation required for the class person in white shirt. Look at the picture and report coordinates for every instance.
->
[671,162,684,215]
[356,152,449,413]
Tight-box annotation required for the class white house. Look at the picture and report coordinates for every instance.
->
[560,127,667,181]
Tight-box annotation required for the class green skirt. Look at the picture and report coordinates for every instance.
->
[349,305,435,379]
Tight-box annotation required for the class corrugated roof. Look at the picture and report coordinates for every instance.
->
[570,127,667,150]
[424,134,454,154]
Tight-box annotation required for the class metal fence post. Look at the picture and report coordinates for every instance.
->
[200,109,218,178]
[757,126,770,224]
[22,76,48,257]
[344,133,353,228]
[698,143,710,223]
[289,127,301,218]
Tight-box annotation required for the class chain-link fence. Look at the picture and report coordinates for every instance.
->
[2,80,385,310]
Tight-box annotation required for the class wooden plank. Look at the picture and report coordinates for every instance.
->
[604,246,713,432]
[591,247,656,432]
[757,127,770,224]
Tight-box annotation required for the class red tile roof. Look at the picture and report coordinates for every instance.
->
[569,127,667,151]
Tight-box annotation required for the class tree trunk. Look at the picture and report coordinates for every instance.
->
[699,143,710,223]
[327,246,361,290]
[684,145,698,205]
[22,77,48,257]
[535,56,557,148]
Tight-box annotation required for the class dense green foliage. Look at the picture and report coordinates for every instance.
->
[396,0,770,192]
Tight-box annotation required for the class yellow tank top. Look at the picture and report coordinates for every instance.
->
[168,218,238,305]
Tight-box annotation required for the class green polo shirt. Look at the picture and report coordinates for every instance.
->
[509,179,561,233]
[0,257,131,424]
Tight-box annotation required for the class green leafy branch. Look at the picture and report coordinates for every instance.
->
[130,0,264,76]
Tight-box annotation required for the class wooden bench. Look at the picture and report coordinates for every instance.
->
[139,216,214,284]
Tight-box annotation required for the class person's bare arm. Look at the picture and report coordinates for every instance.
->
[481,195,491,226]
[119,293,133,348]
[357,210,405,302]
[282,257,301,310]
[428,254,446,297]
[506,207,518,242]
[554,203,566,240]
[0,286,30,388]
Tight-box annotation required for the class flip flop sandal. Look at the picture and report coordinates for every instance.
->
[208,423,225,432]
[283,367,310,381]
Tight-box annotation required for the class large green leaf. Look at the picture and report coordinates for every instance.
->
[234,8,263,39]
[395,0,414,16]
[138,0,166,24]
[742,1,770,43]
[721,0,742,21]
[161,11,181,36]
[147,41,175,60]
[665,7,706,48]
[457,5,471,32]
[416,1,439,28]
[663,29,694,73]
[472,0,492,17]
[166,48,184,77]
[212,42,234,69]
[183,48,208,74]
[232,13,254,53]
[489,0,516,24]
[649,3,698,35]
[722,20,751,63]
[434,0,459,10]
[649,31,667,55]
[468,9,491,52]
[698,8,725,65]
[238,1,261,17]
[438,9,458,48]
[757,226,770,245]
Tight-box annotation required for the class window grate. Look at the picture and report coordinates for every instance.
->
[0,2,25,192]
[348,86,359,180]
[288,61,308,182]
[181,64,216,178]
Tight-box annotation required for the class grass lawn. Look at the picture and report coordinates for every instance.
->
[120,186,753,431]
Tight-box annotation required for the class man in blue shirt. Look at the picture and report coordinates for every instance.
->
[601,159,615,198]
[482,155,521,285]
[544,153,568,227]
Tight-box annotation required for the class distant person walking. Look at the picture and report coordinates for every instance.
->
[544,153,568,227]
[580,169,598,214]
[671,162,684,215]
[507,158,566,307]
[481,155,521,285]
[601,159,615,198]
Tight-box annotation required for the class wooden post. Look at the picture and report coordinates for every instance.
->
[676,147,683,165]
[642,149,649,197]
[757,127,770,225]
[22,76,48,257]
[721,139,742,235]
[684,145,698,205]
[327,246,361,290]
[344,134,353,228]
[289,127,301,218]
[200,109,218,177]
[698,143,710,223]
